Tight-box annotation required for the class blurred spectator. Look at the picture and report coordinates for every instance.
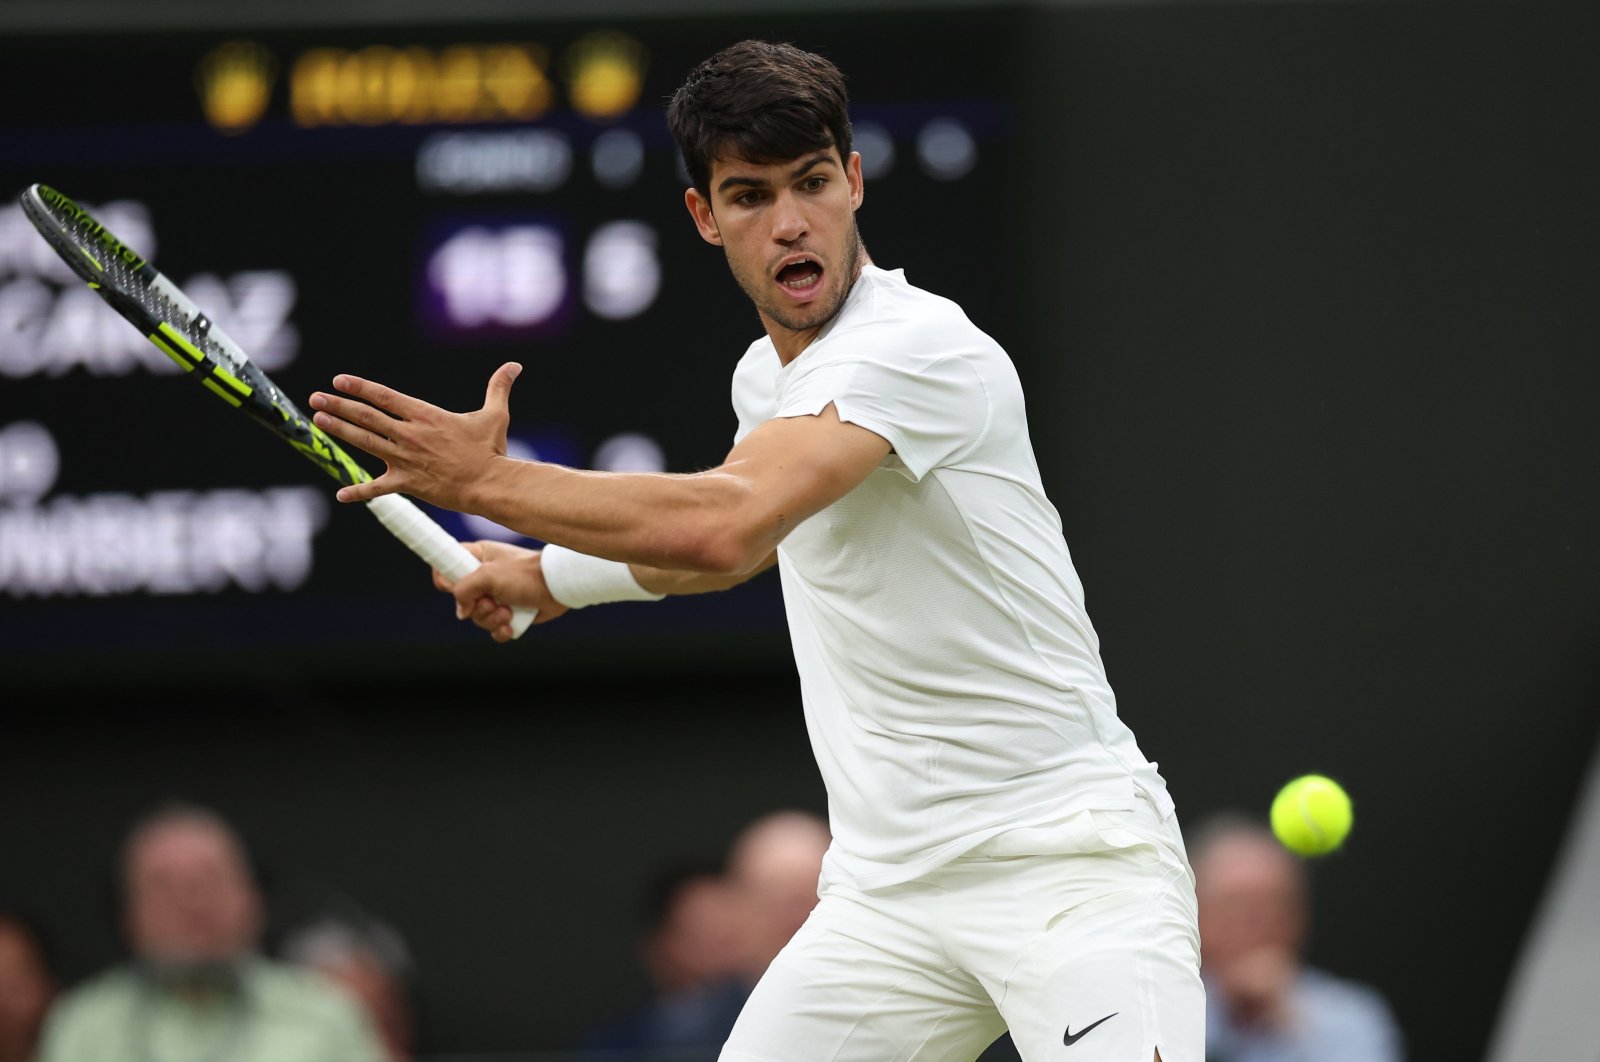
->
[1192,814,1404,1062]
[582,809,831,1055]
[639,864,746,996]
[38,803,385,1062]
[281,915,416,1062]
[582,861,747,1053]
[0,911,56,1062]
[725,809,831,982]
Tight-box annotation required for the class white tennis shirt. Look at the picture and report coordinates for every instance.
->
[732,265,1174,891]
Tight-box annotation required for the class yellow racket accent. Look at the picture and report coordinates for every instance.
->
[148,331,196,372]
[210,365,253,400]
[154,323,202,368]
[202,377,243,407]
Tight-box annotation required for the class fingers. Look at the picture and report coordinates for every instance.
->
[308,377,439,503]
[458,592,513,638]
[333,478,395,504]
[309,393,400,465]
[308,372,440,456]
[442,543,549,640]
[484,362,522,414]
[450,562,491,606]
[331,374,425,418]
[430,542,488,593]
[450,565,507,628]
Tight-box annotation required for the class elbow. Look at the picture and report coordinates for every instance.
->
[660,476,774,576]
[660,513,771,576]
[682,526,770,577]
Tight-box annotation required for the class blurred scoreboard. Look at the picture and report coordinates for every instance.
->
[0,12,1022,683]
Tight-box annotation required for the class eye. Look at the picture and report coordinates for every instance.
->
[802,175,827,192]
[734,189,765,206]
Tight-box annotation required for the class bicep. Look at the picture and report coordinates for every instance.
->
[719,402,891,546]
[625,403,886,576]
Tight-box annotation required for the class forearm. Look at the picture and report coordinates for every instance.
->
[630,551,778,596]
[468,457,771,574]
[314,374,886,573]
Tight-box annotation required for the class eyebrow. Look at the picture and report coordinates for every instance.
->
[716,152,838,195]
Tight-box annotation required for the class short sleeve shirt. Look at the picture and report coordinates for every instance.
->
[731,265,1174,890]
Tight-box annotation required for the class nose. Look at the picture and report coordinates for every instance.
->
[771,190,807,244]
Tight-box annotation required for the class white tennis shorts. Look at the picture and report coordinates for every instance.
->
[720,797,1204,1062]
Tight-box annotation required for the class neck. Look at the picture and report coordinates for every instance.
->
[765,252,871,365]
[138,956,247,999]
[766,321,826,367]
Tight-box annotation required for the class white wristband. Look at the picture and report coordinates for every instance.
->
[540,544,665,609]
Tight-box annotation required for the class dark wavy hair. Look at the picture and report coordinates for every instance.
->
[667,40,853,194]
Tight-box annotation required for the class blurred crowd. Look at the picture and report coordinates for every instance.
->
[581,809,832,1055]
[0,802,830,1062]
[0,803,1400,1062]
[0,804,400,1062]
[1190,815,1403,1062]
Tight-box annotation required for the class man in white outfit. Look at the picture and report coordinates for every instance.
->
[311,39,1203,1062]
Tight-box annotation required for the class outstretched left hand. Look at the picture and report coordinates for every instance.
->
[309,362,522,509]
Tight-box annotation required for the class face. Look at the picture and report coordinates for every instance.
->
[728,818,829,975]
[124,819,262,966]
[686,147,865,351]
[1194,834,1307,972]
[647,875,745,993]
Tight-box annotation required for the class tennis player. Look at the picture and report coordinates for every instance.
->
[311,39,1202,1062]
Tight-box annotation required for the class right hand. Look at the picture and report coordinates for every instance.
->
[312,363,522,509]
[433,541,570,642]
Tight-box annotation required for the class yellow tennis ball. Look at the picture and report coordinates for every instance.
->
[1270,774,1353,856]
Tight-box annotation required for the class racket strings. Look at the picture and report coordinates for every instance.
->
[30,188,351,482]
[23,188,386,503]
[37,195,241,378]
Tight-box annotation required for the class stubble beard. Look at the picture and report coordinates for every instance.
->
[731,221,865,336]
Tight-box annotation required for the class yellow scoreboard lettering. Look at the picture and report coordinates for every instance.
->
[290,43,553,127]
[291,49,338,126]
[435,46,482,122]
[483,44,552,120]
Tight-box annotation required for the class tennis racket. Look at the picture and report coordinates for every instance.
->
[19,183,535,637]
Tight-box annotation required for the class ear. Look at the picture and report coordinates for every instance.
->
[847,151,864,211]
[685,187,723,246]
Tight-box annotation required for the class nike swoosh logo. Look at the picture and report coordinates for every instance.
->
[1063,1012,1118,1046]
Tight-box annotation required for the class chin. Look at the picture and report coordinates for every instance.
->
[771,284,846,333]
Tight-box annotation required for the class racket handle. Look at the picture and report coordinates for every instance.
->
[365,493,537,639]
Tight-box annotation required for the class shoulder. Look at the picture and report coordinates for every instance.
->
[47,965,140,1020]
[815,266,1009,372]
[248,958,362,1020]
[1298,966,1396,1016]
[733,335,779,388]
[39,967,142,1055]
[1296,966,1403,1047]
[731,336,781,435]
[248,960,385,1059]
[248,959,377,1044]
[57,961,136,993]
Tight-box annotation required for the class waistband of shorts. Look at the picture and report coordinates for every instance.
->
[959,788,1186,863]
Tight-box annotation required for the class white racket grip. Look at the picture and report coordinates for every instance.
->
[364,493,536,638]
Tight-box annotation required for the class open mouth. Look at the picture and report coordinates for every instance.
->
[775,257,824,292]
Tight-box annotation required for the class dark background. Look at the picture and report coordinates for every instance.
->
[2,2,1597,1059]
